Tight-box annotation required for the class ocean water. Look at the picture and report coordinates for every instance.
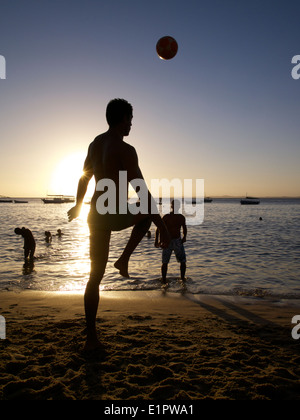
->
[0,198,300,299]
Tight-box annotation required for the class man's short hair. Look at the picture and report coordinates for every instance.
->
[106,98,133,127]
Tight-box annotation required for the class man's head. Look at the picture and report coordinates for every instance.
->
[14,227,22,235]
[106,99,133,135]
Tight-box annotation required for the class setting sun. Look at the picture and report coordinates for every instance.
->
[50,152,95,198]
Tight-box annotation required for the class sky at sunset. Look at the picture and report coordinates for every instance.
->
[0,0,299,198]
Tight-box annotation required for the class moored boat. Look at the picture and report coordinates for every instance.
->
[0,196,13,203]
[191,197,213,204]
[240,196,260,205]
[42,195,75,204]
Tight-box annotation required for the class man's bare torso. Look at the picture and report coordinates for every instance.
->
[163,213,185,239]
[86,132,138,208]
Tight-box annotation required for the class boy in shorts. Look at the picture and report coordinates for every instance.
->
[155,199,187,283]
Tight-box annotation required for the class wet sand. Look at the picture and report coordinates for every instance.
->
[1,290,300,400]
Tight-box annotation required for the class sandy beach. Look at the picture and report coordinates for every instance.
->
[0,290,300,400]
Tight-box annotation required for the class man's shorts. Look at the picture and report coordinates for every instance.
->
[162,238,186,264]
[88,206,135,231]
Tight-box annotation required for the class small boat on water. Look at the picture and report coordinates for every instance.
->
[14,200,28,203]
[42,195,75,204]
[0,196,13,203]
[191,197,213,204]
[240,196,260,205]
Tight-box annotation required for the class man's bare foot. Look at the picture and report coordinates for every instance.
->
[114,259,130,278]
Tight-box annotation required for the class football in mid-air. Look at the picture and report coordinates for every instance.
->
[156,36,178,60]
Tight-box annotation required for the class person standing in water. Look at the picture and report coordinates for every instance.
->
[155,199,187,284]
[14,227,36,262]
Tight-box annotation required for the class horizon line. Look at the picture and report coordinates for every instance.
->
[2,195,300,200]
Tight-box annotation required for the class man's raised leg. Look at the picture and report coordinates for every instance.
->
[114,215,151,277]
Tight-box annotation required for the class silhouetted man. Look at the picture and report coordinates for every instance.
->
[155,199,187,283]
[68,99,170,351]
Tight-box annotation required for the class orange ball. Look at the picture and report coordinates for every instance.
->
[156,36,178,60]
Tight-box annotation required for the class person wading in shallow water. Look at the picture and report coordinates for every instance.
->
[68,99,170,351]
[155,199,187,284]
[14,227,36,262]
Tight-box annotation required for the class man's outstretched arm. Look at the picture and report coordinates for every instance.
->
[181,219,187,243]
[68,154,93,222]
